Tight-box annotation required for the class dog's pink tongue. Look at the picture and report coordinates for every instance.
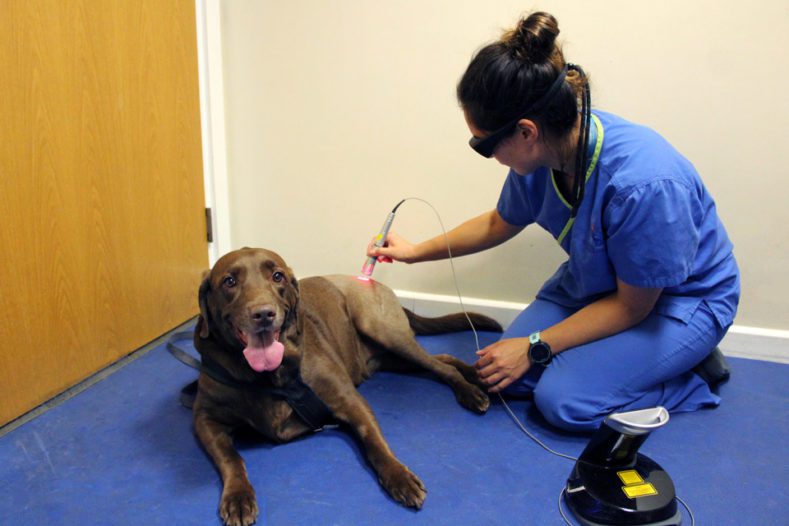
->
[242,333,284,372]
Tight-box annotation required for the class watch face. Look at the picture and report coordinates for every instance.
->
[530,343,551,364]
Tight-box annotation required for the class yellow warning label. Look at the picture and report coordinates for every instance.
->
[617,470,658,498]
[617,470,644,486]
[622,483,658,499]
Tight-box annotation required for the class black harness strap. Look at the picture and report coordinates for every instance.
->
[166,331,336,432]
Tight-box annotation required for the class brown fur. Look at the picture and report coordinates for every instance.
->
[193,248,502,526]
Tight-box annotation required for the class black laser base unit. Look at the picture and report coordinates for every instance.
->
[565,407,682,526]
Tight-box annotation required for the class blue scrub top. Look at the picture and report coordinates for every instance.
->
[497,110,740,329]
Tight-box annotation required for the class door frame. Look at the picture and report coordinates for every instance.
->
[196,0,231,266]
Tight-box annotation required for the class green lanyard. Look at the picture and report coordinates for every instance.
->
[556,114,604,245]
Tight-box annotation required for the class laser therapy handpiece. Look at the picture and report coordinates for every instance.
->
[361,199,405,278]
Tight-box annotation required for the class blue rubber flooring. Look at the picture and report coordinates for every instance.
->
[0,328,786,525]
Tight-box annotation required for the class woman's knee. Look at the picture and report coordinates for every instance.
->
[533,379,606,432]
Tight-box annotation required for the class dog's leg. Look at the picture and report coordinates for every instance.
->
[378,347,483,389]
[359,316,490,413]
[388,341,490,413]
[433,353,487,389]
[306,360,427,509]
[194,412,258,526]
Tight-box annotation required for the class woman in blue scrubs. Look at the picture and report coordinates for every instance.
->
[367,12,740,431]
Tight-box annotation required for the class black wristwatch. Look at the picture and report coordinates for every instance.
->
[528,331,553,367]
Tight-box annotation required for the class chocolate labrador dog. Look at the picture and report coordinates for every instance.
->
[192,248,502,526]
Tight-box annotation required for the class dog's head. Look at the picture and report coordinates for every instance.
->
[197,248,301,372]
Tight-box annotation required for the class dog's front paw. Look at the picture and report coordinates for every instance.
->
[379,462,427,509]
[219,484,259,526]
[455,383,490,414]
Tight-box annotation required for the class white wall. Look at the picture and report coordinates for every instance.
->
[215,0,789,331]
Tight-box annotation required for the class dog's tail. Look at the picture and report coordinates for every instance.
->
[404,308,503,335]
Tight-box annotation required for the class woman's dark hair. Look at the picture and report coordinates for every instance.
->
[457,11,584,139]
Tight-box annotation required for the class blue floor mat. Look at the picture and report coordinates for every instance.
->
[0,328,786,525]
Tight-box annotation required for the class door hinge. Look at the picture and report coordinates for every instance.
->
[205,207,214,243]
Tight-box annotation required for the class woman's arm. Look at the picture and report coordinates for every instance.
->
[476,279,663,393]
[368,209,523,263]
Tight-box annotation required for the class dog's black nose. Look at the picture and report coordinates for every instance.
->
[251,305,276,326]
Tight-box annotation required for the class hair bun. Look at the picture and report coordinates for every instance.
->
[503,11,560,63]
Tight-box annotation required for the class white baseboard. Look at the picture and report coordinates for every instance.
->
[393,289,789,365]
[719,326,789,364]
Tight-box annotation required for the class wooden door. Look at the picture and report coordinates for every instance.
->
[0,0,208,426]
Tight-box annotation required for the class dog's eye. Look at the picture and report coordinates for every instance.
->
[222,275,237,288]
[272,271,284,283]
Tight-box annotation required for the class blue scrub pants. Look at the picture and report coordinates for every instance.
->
[503,299,727,431]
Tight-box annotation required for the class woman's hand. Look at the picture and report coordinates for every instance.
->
[366,231,420,264]
[475,337,532,393]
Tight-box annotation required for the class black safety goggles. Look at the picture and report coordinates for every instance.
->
[467,64,569,158]
[468,117,523,158]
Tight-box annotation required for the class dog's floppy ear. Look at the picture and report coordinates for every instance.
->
[197,271,212,339]
[283,271,302,333]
